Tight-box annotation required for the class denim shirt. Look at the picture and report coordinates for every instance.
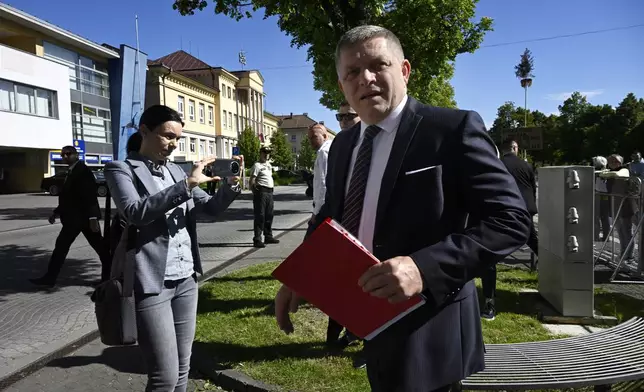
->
[151,165,195,281]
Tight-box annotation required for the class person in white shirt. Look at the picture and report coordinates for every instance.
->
[250,147,280,248]
[308,123,332,225]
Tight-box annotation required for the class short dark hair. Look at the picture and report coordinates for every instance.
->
[126,132,142,153]
[260,146,271,154]
[61,145,77,155]
[139,105,184,132]
[335,25,405,69]
[500,137,517,151]
[339,101,350,108]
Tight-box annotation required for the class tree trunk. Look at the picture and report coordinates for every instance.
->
[524,85,528,128]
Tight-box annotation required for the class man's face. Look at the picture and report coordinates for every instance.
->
[260,151,269,161]
[511,142,519,155]
[307,125,327,150]
[336,105,360,131]
[337,37,411,125]
[141,121,182,160]
[61,150,78,165]
[608,157,621,170]
[632,152,641,162]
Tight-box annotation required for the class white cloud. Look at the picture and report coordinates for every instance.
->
[545,89,604,101]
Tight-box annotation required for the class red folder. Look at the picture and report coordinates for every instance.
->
[271,218,425,340]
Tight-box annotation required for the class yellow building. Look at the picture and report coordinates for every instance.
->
[0,2,119,192]
[147,50,271,159]
[146,60,218,163]
[262,111,280,147]
[276,113,337,155]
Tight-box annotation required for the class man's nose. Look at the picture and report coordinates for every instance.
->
[358,68,376,86]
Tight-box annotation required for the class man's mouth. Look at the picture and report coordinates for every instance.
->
[360,91,381,100]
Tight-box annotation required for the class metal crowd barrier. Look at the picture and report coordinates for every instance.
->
[593,175,644,283]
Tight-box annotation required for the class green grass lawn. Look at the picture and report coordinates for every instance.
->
[194,262,643,392]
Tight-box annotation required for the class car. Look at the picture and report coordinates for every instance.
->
[40,169,109,197]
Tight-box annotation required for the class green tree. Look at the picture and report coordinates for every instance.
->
[269,129,294,169]
[297,137,316,170]
[172,0,493,110]
[514,48,535,127]
[237,126,260,167]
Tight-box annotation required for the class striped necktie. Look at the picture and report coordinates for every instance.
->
[341,125,382,236]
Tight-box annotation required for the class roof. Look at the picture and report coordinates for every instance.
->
[148,50,210,70]
[276,113,317,129]
[0,2,119,59]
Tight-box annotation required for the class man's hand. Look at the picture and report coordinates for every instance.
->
[275,285,301,334]
[89,219,100,233]
[48,213,56,224]
[358,256,424,304]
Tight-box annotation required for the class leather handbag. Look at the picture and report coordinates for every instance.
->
[90,222,138,346]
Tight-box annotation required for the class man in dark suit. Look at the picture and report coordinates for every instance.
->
[30,145,111,287]
[274,25,531,391]
[480,138,539,320]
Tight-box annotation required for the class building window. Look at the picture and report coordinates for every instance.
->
[208,141,215,156]
[234,114,238,132]
[190,138,196,153]
[227,86,231,99]
[208,106,214,125]
[42,41,110,98]
[291,134,296,141]
[292,147,297,153]
[188,100,195,121]
[199,103,205,123]
[233,89,236,101]
[199,140,205,157]
[221,83,225,97]
[71,103,111,143]
[228,113,232,131]
[179,137,186,152]
[223,110,227,129]
[177,96,185,118]
[0,78,58,118]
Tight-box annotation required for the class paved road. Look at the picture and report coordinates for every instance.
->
[0,186,312,386]
[2,222,309,392]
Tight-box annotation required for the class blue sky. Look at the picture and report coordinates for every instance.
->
[5,0,643,132]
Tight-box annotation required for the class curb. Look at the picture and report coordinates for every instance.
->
[0,217,309,391]
[191,220,309,392]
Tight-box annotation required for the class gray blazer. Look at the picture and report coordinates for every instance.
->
[104,156,240,294]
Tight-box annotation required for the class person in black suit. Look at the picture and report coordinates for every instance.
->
[30,145,110,287]
[274,25,531,392]
[480,138,539,320]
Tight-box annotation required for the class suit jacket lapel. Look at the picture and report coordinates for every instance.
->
[167,162,186,184]
[127,158,157,195]
[375,97,422,231]
[335,124,360,217]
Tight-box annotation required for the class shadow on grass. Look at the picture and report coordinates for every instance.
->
[193,340,347,367]
[197,296,274,315]
[594,290,644,322]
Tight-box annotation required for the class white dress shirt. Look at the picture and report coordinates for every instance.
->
[313,139,332,214]
[345,95,408,252]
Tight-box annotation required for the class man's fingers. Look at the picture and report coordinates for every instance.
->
[275,286,295,334]
[361,273,391,294]
[358,263,389,287]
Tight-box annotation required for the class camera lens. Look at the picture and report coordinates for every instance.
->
[230,161,240,175]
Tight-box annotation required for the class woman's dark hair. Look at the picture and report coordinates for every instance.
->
[138,104,184,132]
[126,132,142,153]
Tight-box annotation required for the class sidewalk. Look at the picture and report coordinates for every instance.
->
[2,221,308,392]
[0,185,311,390]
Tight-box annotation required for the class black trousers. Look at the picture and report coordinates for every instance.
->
[45,220,111,282]
[482,218,538,299]
[253,187,274,241]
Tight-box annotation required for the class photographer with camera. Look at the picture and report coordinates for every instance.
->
[250,146,279,248]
